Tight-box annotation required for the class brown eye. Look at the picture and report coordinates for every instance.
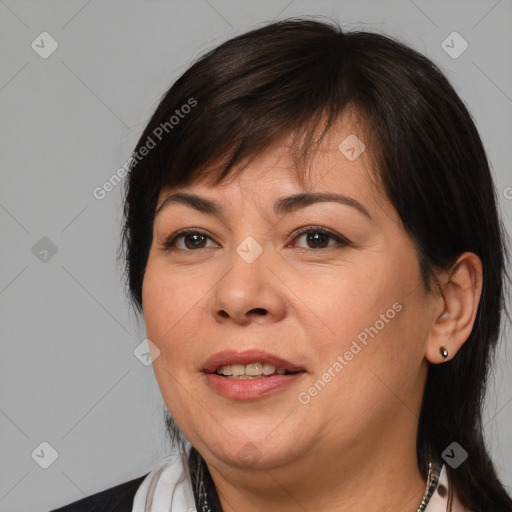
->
[182,233,209,249]
[292,227,350,250]
[300,231,331,249]
[161,229,217,251]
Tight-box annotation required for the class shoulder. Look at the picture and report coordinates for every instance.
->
[49,473,149,512]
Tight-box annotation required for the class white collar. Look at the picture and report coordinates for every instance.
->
[424,463,452,511]
[132,449,196,512]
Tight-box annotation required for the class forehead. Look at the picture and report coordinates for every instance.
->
[154,145,396,234]
[158,112,378,200]
[156,116,390,223]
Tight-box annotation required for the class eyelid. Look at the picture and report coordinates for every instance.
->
[292,225,347,240]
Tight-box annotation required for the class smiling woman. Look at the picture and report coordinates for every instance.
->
[52,16,511,512]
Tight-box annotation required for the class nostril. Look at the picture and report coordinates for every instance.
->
[249,308,267,316]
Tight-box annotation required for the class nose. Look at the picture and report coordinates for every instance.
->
[209,246,287,326]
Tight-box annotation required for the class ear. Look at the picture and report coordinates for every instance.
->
[424,252,483,364]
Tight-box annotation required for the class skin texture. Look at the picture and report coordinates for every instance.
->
[142,118,483,511]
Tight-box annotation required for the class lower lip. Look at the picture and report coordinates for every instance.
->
[205,372,306,400]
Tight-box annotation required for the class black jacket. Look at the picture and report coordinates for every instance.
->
[50,473,149,512]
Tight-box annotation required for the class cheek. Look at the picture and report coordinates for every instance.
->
[289,265,398,362]
[299,258,425,399]
[143,258,192,327]
[142,263,207,423]
[142,261,188,356]
[142,264,170,343]
[319,294,428,417]
[142,261,204,366]
[303,303,425,440]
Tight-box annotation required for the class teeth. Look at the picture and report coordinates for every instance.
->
[215,362,285,377]
[245,362,262,376]
[231,364,245,376]
[219,364,233,376]
[262,363,276,375]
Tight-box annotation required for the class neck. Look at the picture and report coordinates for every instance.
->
[206,416,427,512]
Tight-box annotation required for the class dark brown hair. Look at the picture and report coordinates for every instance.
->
[119,17,512,510]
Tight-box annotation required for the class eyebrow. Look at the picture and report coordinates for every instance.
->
[155,191,372,220]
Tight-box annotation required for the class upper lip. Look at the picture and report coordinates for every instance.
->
[203,349,306,374]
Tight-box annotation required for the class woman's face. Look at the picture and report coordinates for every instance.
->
[142,120,437,474]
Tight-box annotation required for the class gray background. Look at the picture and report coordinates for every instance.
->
[1,1,511,510]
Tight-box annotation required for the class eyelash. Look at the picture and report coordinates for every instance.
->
[159,226,351,253]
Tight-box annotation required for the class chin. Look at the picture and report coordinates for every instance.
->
[197,429,307,470]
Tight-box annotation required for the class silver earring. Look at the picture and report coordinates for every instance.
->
[439,346,449,359]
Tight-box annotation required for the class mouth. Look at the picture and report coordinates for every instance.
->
[203,349,306,378]
[213,362,302,379]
